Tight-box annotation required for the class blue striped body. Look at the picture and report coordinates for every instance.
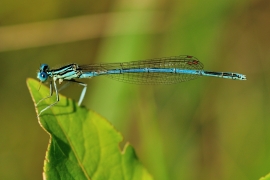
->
[36,55,246,116]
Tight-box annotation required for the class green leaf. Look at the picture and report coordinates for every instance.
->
[260,173,270,180]
[27,78,152,180]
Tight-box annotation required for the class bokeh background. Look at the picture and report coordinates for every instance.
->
[1,0,269,179]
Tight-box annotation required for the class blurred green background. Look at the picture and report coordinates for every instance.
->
[0,0,269,179]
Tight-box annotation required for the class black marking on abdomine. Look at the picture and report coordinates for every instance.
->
[204,71,222,76]
[222,72,232,76]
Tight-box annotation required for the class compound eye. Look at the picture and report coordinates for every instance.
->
[40,64,49,71]
[37,72,48,82]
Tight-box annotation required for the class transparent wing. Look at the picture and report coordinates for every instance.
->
[78,55,204,84]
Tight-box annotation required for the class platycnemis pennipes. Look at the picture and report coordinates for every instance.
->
[36,55,246,116]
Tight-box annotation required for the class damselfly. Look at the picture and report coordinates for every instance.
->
[36,55,246,116]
